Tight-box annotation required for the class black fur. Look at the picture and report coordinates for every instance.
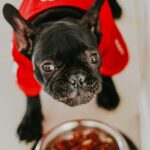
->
[97,75,120,110]
[108,0,122,19]
[17,95,43,142]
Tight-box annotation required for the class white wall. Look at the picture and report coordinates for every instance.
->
[144,1,150,94]
[139,0,150,150]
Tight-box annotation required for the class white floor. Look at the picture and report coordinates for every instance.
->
[0,0,141,149]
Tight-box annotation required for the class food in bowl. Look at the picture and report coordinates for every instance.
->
[45,125,118,150]
[38,120,129,150]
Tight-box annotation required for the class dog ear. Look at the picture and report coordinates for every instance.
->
[108,0,122,19]
[3,4,38,58]
[80,0,104,40]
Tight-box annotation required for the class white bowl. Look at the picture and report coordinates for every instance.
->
[35,119,129,150]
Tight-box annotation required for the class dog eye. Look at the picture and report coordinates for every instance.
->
[42,63,55,72]
[89,54,99,64]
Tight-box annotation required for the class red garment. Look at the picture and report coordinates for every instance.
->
[12,0,129,96]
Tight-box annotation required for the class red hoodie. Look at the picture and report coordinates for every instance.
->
[12,0,129,96]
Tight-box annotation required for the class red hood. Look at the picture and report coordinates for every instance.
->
[12,0,129,96]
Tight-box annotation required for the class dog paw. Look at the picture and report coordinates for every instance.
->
[96,91,120,110]
[17,112,43,142]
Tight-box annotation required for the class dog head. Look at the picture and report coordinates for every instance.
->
[3,0,104,106]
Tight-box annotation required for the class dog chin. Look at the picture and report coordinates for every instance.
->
[58,93,94,107]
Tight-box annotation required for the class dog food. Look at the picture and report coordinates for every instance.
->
[45,126,119,150]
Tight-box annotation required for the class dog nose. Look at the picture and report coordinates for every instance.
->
[69,74,85,87]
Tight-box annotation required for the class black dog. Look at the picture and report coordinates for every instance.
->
[3,0,121,145]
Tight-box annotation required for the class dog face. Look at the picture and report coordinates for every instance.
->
[33,21,102,106]
[3,0,104,106]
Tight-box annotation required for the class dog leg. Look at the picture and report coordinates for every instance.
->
[17,95,43,142]
[108,0,122,19]
[96,75,120,110]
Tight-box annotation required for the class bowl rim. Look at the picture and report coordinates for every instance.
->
[35,119,129,150]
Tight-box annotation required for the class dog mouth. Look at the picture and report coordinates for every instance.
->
[46,76,102,106]
[59,93,94,106]
[53,82,101,106]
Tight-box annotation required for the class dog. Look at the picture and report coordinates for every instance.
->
[3,0,128,146]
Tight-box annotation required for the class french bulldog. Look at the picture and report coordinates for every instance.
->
[3,0,123,146]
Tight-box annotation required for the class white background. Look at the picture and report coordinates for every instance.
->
[0,0,146,149]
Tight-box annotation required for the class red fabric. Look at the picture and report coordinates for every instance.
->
[12,0,129,96]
